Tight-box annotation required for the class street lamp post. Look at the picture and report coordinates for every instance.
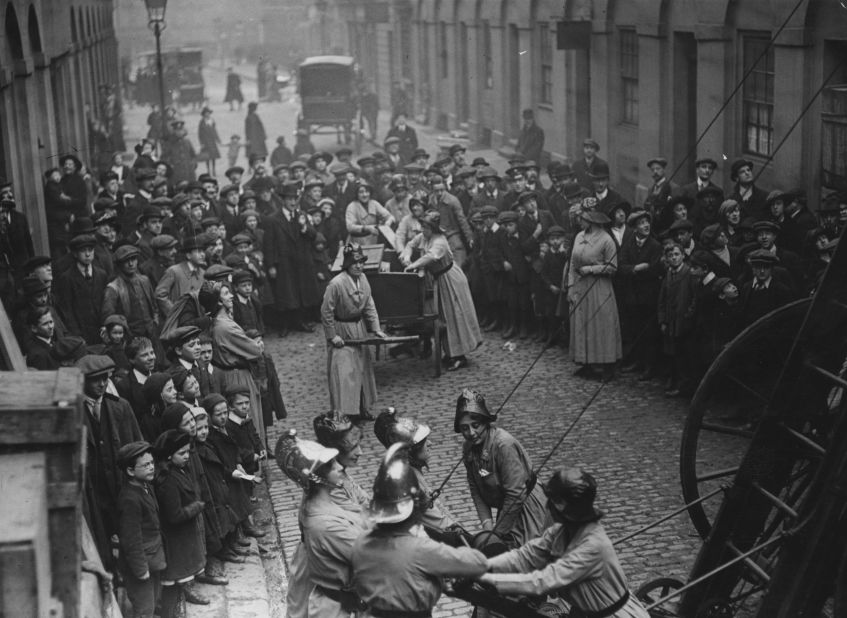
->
[144,0,169,142]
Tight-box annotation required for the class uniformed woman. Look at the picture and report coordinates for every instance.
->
[478,468,650,618]
[373,407,465,544]
[455,389,550,550]
[351,443,489,617]
[401,210,482,371]
[321,243,386,420]
[286,414,371,618]
[276,430,367,618]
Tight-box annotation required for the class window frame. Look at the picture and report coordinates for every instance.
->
[619,27,639,125]
[539,22,553,105]
[741,33,775,157]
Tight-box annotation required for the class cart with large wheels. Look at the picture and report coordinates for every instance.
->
[297,55,363,153]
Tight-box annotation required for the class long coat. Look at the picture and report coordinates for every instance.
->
[54,264,108,344]
[321,271,381,417]
[244,111,267,158]
[118,482,166,580]
[568,228,622,364]
[197,118,221,161]
[263,210,320,311]
[154,463,206,582]
[657,264,698,353]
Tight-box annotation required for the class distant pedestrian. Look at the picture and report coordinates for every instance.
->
[270,136,293,167]
[244,102,267,160]
[224,68,243,112]
[197,107,221,177]
[226,135,241,169]
[516,109,545,164]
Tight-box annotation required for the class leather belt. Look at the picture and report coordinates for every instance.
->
[334,314,362,323]
[369,608,432,618]
[570,591,630,618]
[431,262,453,279]
[314,585,366,612]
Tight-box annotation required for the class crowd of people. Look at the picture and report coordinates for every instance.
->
[0,97,843,615]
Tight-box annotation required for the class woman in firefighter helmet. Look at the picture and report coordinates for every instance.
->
[351,443,489,616]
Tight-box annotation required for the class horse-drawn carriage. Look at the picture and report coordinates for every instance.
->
[132,47,205,109]
[297,55,363,152]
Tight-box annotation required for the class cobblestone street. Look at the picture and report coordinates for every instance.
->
[263,327,704,617]
[124,63,709,617]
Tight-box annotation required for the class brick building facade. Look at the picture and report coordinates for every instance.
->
[314,0,847,207]
[1,0,120,253]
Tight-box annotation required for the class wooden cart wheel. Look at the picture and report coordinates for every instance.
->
[635,577,684,617]
[679,299,811,538]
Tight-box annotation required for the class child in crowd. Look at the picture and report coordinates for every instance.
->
[245,329,287,437]
[231,270,265,334]
[117,441,165,618]
[657,243,698,398]
[227,135,241,169]
[153,430,207,617]
[224,386,265,498]
[536,225,570,346]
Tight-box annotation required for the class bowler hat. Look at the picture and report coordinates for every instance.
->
[248,153,266,165]
[70,217,96,236]
[135,168,157,182]
[411,148,430,160]
[278,182,300,198]
[76,354,115,378]
[588,161,610,179]
[99,170,119,184]
[138,205,164,223]
[471,157,489,167]
[272,164,290,175]
[563,182,585,199]
[181,235,205,253]
[730,158,754,182]
[93,197,119,213]
[477,166,500,180]
[252,177,275,193]
[517,190,539,205]
[238,190,257,205]
[695,157,718,169]
[220,184,240,197]
[448,144,467,156]
[336,146,353,157]
[225,166,245,177]
[23,256,51,273]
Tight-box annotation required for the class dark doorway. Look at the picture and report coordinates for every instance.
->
[509,24,520,137]
[673,32,698,178]
[459,22,470,123]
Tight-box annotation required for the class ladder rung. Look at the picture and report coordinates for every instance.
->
[778,422,826,456]
[726,541,772,584]
[805,362,847,389]
[751,481,799,519]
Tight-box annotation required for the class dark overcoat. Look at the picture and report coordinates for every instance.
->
[262,211,320,311]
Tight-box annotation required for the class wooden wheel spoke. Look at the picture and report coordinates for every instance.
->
[696,466,739,483]
[722,372,772,403]
[700,421,755,439]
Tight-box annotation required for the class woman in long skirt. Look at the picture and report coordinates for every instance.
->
[568,210,622,380]
[320,244,386,421]
[401,210,482,371]
[207,284,266,443]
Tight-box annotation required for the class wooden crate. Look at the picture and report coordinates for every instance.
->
[0,452,50,617]
[0,368,85,618]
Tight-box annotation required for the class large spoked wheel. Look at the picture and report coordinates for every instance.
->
[635,578,684,617]
[679,300,811,538]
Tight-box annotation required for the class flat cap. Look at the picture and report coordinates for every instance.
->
[23,256,51,272]
[76,354,115,377]
[498,211,518,224]
[627,210,652,226]
[165,325,202,347]
[154,429,191,459]
[448,144,467,156]
[383,136,400,146]
[669,219,694,232]
[646,157,668,168]
[205,263,234,281]
[752,220,780,234]
[232,269,254,285]
[117,441,153,469]
[231,233,253,246]
[480,205,499,218]
[747,249,780,265]
[114,244,140,262]
[151,234,179,251]
[220,184,240,197]
[547,225,567,237]
[103,314,130,330]
[69,234,97,250]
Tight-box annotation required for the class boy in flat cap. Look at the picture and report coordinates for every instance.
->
[739,250,794,326]
[166,325,210,398]
[77,354,144,568]
[139,234,178,287]
[155,235,207,315]
[231,270,265,334]
[103,245,162,356]
[54,234,108,344]
[117,440,165,618]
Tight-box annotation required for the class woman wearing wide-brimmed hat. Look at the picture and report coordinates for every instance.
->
[197,107,222,177]
[568,209,622,380]
[401,210,482,371]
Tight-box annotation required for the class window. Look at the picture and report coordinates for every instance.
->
[540,23,553,105]
[439,22,448,79]
[483,21,493,89]
[742,35,775,156]
[619,28,638,125]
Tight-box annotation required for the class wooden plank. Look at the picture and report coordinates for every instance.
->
[0,302,25,371]
[51,368,84,407]
[47,482,80,509]
[0,407,80,444]
[0,370,82,408]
